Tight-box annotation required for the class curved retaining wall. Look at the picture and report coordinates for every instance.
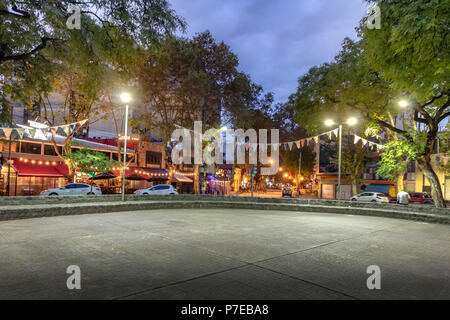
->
[0,195,448,224]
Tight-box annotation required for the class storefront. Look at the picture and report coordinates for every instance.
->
[1,157,69,196]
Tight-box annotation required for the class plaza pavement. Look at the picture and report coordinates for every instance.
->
[0,208,449,300]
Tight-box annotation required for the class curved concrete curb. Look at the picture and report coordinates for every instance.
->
[0,199,449,225]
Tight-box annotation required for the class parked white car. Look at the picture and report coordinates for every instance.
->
[41,183,102,196]
[134,184,178,195]
[351,192,389,203]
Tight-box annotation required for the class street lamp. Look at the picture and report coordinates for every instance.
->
[325,117,357,200]
[120,92,132,202]
[399,100,409,108]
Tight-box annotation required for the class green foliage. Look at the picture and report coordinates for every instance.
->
[0,0,186,122]
[377,139,419,181]
[62,147,116,176]
[363,0,449,103]
[282,146,315,178]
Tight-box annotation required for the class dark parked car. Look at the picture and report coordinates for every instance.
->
[408,192,434,205]
[282,187,293,197]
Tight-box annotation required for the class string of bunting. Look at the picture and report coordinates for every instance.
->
[0,119,88,140]
[174,125,385,152]
[353,134,385,150]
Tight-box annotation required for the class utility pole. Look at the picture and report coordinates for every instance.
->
[298,150,302,196]
[337,124,342,201]
[6,134,12,197]
[251,164,255,198]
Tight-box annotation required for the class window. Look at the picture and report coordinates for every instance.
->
[44,145,63,156]
[65,184,76,189]
[75,184,89,188]
[154,185,170,190]
[412,193,421,198]
[146,151,162,166]
[21,142,42,154]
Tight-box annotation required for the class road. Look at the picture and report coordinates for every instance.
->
[0,208,449,299]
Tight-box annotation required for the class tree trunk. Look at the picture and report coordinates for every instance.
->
[193,164,200,194]
[351,178,359,196]
[417,156,446,208]
[395,172,404,194]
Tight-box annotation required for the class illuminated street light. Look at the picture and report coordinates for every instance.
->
[279,167,283,172]
[346,117,357,126]
[325,119,335,127]
[284,173,288,178]
[120,92,132,202]
[120,92,132,103]
[399,100,408,108]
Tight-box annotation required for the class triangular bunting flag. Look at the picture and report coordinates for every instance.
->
[245,143,249,151]
[333,129,339,138]
[78,119,88,127]
[288,142,293,150]
[296,141,301,149]
[40,127,49,135]
[2,128,12,139]
[28,128,37,138]
[328,132,332,139]
[63,125,71,136]
[301,139,305,147]
[14,128,25,139]
[272,144,279,152]
[354,135,361,144]
[313,136,319,143]
[361,139,367,146]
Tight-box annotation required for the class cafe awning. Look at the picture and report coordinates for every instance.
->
[11,158,69,177]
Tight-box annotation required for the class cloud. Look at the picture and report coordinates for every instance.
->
[169,0,367,102]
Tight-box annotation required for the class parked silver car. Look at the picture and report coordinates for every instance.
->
[351,192,389,203]
[41,183,102,196]
[134,184,178,195]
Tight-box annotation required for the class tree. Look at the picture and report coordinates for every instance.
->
[0,0,186,122]
[360,0,449,207]
[134,33,268,193]
[376,139,419,193]
[291,33,448,207]
[62,146,117,187]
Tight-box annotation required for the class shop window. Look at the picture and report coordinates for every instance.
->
[21,142,42,154]
[146,151,162,166]
[44,145,63,156]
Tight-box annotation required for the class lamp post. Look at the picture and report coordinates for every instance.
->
[120,93,132,202]
[325,117,357,201]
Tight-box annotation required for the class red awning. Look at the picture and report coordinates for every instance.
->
[12,158,69,177]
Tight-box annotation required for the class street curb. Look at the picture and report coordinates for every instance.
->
[0,200,449,225]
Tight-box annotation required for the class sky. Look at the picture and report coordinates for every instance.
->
[169,0,368,103]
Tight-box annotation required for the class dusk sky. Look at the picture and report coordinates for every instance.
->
[170,0,368,103]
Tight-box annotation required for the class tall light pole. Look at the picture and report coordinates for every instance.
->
[120,92,132,202]
[325,117,357,201]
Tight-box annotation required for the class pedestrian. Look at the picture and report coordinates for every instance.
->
[397,187,410,205]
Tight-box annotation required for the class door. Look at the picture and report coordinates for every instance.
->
[63,184,77,195]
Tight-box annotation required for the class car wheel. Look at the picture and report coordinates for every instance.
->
[351,198,357,201]
[424,201,433,205]
[371,200,377,202]
[49,193,58,196]
[143,193,148,195]
[87,192,94,195]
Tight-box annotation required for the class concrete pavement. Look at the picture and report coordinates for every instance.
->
[0,208,449,299]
